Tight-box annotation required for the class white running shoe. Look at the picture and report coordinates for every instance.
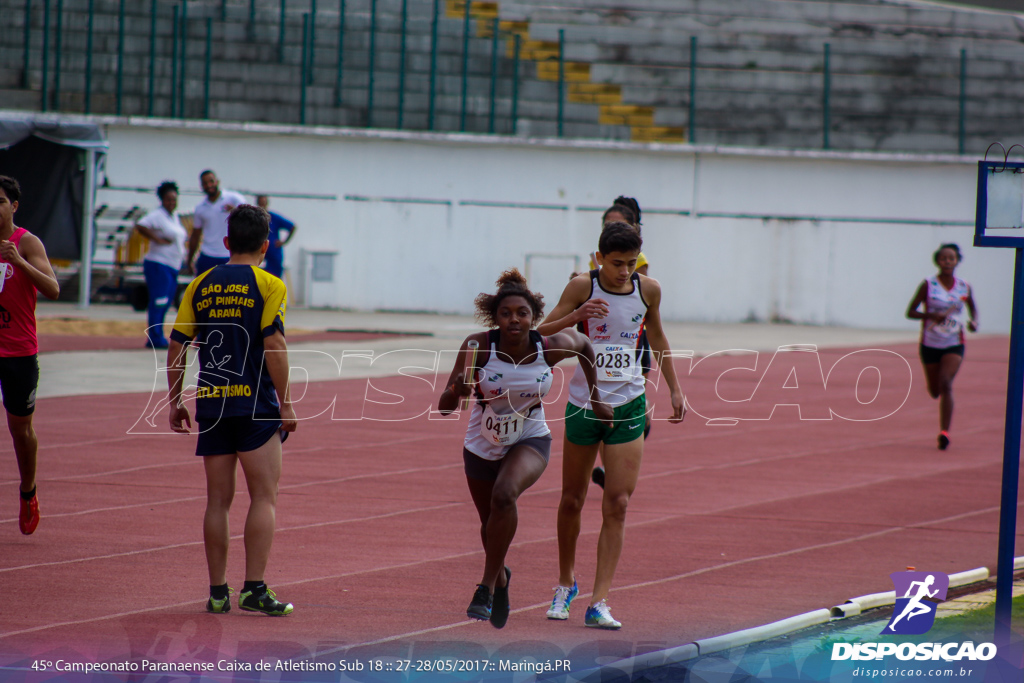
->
[546,580,579,620]
[585,599,622,629]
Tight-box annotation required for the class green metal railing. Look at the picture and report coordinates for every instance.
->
[367,0,377,126]
[12,1,994,151]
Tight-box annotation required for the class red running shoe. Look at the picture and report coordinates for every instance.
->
[19,493,39,535]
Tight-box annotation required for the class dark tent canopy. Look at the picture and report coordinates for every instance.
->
[0,115,107,261]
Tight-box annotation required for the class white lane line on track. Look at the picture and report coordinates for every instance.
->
[331,504,1003,650]
[0,502,462,576]
[0,488,1002,639]
[0,462,463,525]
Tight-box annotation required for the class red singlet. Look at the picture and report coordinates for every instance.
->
[0,228,40,357]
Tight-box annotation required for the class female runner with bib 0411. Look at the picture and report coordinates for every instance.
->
[906,243,978,450]
[437,269,612,629]
[537,221,685,629]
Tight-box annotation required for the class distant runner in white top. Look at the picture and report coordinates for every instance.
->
[134,181,188,349]
[906,243,978,451]
[537,221,685,630]
[438,269,610,630]
[188,169,246,274]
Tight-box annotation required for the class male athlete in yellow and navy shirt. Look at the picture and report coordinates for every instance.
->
[171,235,288,431]
[166,204,297,618]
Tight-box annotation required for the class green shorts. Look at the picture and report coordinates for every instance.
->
[564,395,647,446]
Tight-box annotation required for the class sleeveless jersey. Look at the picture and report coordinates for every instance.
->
[464,330,554,461]
[921,276,971,349]
[568,269,648,409]
[0,228,39,357]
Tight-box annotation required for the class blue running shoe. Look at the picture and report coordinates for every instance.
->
[585,600,622,629]
[546,580,578,620]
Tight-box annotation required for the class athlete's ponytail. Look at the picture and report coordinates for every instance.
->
[474,268,545,328]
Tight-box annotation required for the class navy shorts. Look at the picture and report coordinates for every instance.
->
[0,355,39,417]
[196,416,283,456]
[463,435,552,482]
[920,344,964,365]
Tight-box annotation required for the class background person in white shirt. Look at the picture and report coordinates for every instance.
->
[134,181,188,349]
[188,170,246,275]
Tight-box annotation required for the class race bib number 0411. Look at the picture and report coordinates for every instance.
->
[481,404,523,446]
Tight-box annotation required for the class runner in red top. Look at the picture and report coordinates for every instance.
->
[0,176,60,535]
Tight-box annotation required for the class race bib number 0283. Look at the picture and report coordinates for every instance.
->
[595,345,640,382]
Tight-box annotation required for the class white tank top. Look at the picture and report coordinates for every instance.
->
[464,330,554,461]
[921,276,971,349]
[568,270,648,409]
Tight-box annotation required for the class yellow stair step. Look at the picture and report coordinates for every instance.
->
[446,0,500,20]
[631,126,687,143]
[478,19,529,39]
[535,61,591,81]
[507,39,559,59]
[569,92,623,105]
[571,83,621,95]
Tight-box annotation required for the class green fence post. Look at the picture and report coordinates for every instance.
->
[85,0,94,113]
[171,4,179,117]
[397,0,407,129]
[335,0,345,106]
[557,29,564,137]
[179,1,187,116]
[958,48,967,155]
[147,0,156,116]
[823,42,831,150]
[180,0,187,116]
[54,0,63,110]
[204,17,212,119]
[22,0,31,89]
[116,0,125,115]
[511,33,519,135]
[460,0,471,132]
[221,0,226,21]
[367,0,376,126]
[279,0,286,63]
[308,0,316,84]
[249,0,256,40]
[300,12,309,124]
[41,0,50,112]
[428,0,438,130]
[689,36,697,143]
[488,16,498,133]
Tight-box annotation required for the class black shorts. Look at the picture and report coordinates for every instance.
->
[0,354,39,417]
[920,344,964,365]
[463,435,552,482]
[196,416,283,456]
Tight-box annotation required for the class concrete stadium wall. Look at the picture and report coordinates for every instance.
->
[95,117,1014,332]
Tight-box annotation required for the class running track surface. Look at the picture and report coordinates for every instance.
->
[3,337,1022,666]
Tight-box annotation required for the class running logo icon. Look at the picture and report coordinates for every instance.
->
[882,571,948,635]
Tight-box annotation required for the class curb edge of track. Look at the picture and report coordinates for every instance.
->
[537,556,1024,683]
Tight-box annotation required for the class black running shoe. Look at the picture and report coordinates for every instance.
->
[467,584,492,620]
[643,420,652,440]
[591,466,605,489]
[938,432,950,450]
[239,587,293,616]
[490,567,511,629]
[206,588,232,613]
